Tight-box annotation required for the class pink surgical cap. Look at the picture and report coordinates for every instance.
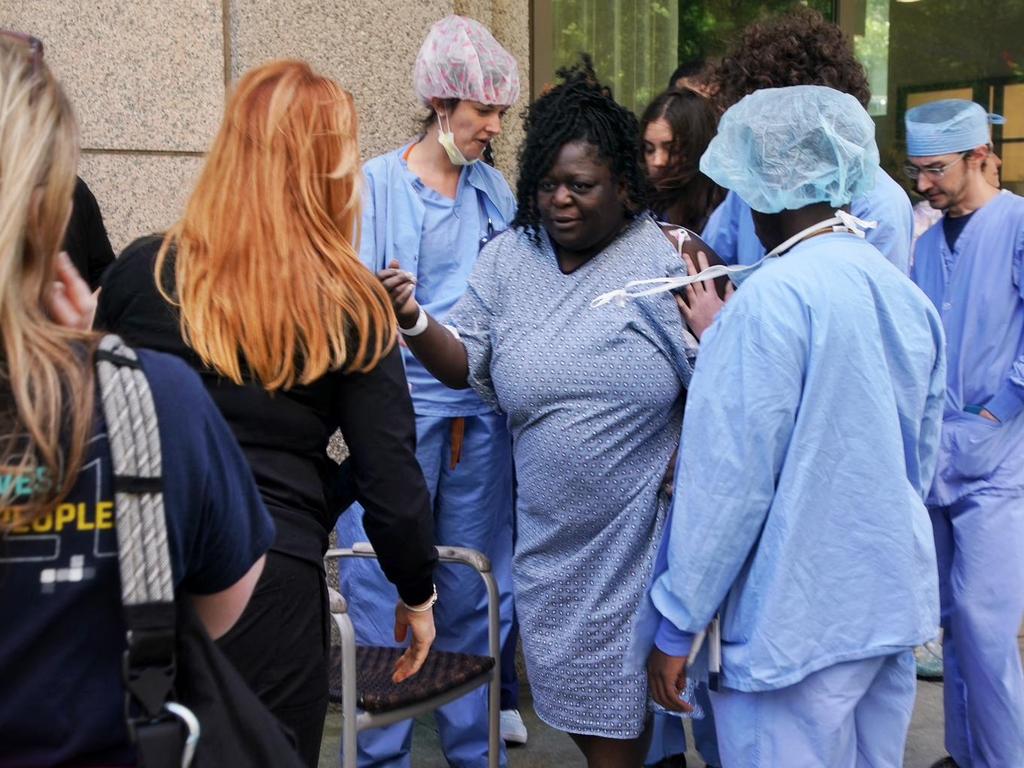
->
[413,15,520,106]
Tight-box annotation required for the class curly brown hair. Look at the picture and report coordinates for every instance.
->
[709,6,871,111]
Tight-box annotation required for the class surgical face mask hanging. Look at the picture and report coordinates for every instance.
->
[590,210,878,309]
[436,111,479,166]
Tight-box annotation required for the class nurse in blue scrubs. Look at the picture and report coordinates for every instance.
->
[645,85,946,767]
[906,99,1024,768]
[336,16,521,767]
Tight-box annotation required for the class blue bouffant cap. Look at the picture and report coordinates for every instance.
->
[905,99,1005,157]
[699,85,879,214]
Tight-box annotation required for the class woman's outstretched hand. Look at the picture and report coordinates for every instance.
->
[392,601,436,683]
[378,260,421,328]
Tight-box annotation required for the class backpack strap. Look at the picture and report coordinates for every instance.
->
[96,335,197,768]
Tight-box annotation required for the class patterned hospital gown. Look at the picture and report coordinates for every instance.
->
[448,216,696,738]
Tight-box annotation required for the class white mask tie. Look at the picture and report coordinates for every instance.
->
[590,211,877,309]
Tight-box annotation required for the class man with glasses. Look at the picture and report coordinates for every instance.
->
[906,99,1024,768]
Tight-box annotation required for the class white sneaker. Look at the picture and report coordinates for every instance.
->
[500,708,528,745]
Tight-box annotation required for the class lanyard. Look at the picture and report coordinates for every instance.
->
[590,210,877,309]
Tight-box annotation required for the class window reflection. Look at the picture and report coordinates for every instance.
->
[532,0,1024,193]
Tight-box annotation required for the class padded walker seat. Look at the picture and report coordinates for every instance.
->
[326,543,501,768]
[328,644,495,712]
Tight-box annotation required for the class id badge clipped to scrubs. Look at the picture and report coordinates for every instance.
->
[477,188,498,251]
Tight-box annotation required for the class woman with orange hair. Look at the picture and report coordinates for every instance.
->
[96,60,438,765]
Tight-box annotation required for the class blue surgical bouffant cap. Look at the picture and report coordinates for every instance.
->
[905,99,1005,157]
[699,85,879,214]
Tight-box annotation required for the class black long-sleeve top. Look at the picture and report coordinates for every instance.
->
[94,236,436,604]
[64,177,116,291]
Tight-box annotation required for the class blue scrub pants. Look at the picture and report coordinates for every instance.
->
[930,494,1024,767]
[709,652,915,767]
[337,412,515,768]
[644,686,720,767]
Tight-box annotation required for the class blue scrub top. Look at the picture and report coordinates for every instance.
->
[646,233,945,692]
[359,144,516,416]
[702,169,913,274]
[911,191,1024,504]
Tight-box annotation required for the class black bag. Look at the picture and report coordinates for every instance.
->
[96,336,305,768]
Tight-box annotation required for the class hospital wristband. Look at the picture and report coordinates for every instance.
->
[403,584,438,612]
[398,306,429,337]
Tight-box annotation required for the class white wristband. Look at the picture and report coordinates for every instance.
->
[398,306,429,337]
[403,583,438,612]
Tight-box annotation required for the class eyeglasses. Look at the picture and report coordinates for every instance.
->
[903,152,969,181]
[0,30,44,77]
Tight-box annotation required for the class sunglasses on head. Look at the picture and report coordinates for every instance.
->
[0,29,44,76]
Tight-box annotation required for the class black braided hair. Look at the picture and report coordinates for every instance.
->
[513,55,647,242]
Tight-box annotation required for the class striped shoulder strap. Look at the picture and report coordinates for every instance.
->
[96,335,196,766]
[95,334,172,607]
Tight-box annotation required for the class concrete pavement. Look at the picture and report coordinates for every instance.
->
[320,676,950,767]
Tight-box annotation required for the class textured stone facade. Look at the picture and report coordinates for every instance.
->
[4,0,530,250]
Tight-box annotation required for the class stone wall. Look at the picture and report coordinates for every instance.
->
[4,0,530,251]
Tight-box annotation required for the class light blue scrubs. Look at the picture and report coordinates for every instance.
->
[710,651,917,768]
[644,232,945,765]
[337,145,516,768]
[701,169,914,273]
[911,191,1024,767]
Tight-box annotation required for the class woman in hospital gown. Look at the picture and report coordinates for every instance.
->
[378,60,696,766]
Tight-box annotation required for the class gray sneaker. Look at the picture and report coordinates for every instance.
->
[500,709,528,745]
[915,640,944,680]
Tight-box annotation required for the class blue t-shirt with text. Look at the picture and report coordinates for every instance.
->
[0,349,274,766]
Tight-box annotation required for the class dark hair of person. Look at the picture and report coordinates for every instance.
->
[513,55,647,241]
[640,88,725,231]
[668,58,705,89]
[709,6,870,111]
[418,97,459,134]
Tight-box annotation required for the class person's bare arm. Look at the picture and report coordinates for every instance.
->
[190,555,265,639]
[379,260,471,388]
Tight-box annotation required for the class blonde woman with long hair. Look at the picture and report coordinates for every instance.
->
[96,59,438,765]
[0,31,273,764]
